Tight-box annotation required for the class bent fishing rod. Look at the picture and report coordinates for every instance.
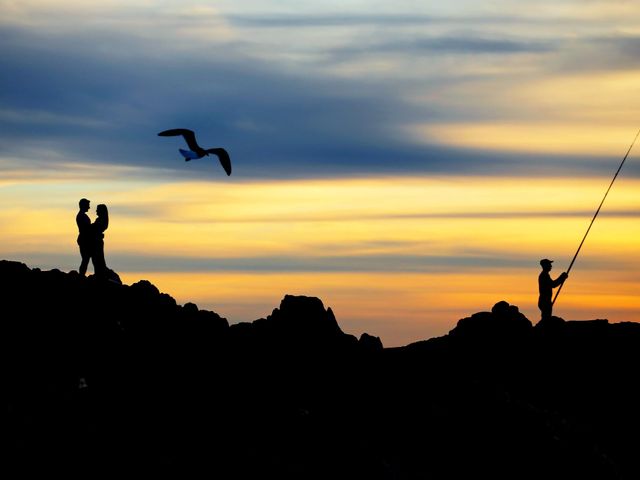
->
[552,127,640,307]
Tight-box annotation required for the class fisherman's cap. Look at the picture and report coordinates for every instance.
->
[540,258,553,266]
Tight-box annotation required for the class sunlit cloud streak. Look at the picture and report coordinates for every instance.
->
[3,175,640,273]
[10,251,638,276]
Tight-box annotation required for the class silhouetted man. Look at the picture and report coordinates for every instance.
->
[538,258,568,319]
[76,198,92,276]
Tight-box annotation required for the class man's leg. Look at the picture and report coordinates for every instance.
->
[540,301,552,319]
[79,243,91,276]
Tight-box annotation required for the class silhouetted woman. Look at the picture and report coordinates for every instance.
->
[92,204,109,279]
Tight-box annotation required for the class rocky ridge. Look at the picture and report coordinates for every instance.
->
[5,260,640,479]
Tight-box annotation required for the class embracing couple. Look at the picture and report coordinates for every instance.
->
[76,198,111,279]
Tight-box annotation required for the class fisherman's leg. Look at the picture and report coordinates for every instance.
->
[540,302,552,319]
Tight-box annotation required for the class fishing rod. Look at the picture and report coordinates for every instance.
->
[552,127,640,307]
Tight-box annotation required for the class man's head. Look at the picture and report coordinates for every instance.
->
[79,198,90,212]
[540,258,553,271]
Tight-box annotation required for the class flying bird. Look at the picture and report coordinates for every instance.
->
[158,128,232,176]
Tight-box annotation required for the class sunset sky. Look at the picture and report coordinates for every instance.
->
[2,1,640,346]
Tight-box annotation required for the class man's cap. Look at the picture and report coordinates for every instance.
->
[540,258,553,266]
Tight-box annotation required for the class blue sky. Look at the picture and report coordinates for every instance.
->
[3,1,640,180]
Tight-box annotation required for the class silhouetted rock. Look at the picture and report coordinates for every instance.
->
[450,300,532,341]
[106,267,122,284]
[1,259,30,276]
[359,332,383,352]
[130,278,160,296]
[535,314,566,330]
[229,295,358,354]
[182,301,199,314]
[269,294,344,339]
[5,260,640,479]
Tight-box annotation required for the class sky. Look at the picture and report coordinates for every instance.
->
[2,0,640,346]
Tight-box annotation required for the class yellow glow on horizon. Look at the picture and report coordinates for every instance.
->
[3,175,640,261]
[3,173,640,347]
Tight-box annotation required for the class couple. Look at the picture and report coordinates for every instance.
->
[76,198,110,279]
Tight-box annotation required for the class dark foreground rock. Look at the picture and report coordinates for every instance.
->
[4,261,640,479]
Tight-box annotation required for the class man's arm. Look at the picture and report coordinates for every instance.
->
[551,272,568,288]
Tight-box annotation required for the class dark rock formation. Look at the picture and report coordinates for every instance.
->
[358,332,384,352]
[450,299,533,341]
[5,261,640,479]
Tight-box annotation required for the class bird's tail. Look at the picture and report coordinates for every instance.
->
[179,148,199,161]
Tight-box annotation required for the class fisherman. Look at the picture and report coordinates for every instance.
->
[538,259,568,320]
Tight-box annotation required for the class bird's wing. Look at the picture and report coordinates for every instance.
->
[158,128,201,151]
[179,148,201,160]
[207,148,232,176]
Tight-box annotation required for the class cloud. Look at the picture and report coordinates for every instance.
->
[546,34,640,74]
[0,25,424,174]
[224,11,616,29]
[0,23,521,180]
[320,34,554,71]
[11,248,638,275]
[1,7,639,181]
[1,251,534,273]
[228,13,441,28]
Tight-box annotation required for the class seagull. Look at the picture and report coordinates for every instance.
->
[158,128,232,176]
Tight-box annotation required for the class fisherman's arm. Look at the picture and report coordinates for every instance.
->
[551,272,568,287]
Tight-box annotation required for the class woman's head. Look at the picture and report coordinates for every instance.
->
[96,204,108,217]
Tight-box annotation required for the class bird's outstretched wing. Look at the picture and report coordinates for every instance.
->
[207,148,232,176]
[158,128,201,151]
[179,148,200,161]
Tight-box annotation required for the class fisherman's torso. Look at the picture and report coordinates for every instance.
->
[538,271,553,298]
